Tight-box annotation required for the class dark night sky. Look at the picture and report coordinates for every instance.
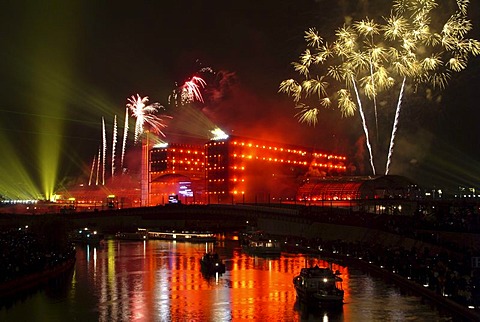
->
[0,0,479,198]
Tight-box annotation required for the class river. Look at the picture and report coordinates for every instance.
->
[0,237,456,321]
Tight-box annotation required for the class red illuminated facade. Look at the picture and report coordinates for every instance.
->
[149,143,205,205]
[297,175,416,202]
[61,136,348,208]
[204,136,347,204]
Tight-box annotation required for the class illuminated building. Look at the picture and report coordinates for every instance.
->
[61,136,347,208]
[204,135,347,204]
[149,143,205,205]
[297,175,417,202]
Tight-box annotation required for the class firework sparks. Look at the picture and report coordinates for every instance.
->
[169,76,207,106]
[182,76,206,103]
[96,146,101,186]
[126,94,170,144]
[210,127,229,140]
[102,117,106,185]
[88,154,96,186]
[111,115,117,178]
[385,77,406,175]
[121,107,129,171]
[280,0,479,175]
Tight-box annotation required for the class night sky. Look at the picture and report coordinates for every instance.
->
[0,0,479,199]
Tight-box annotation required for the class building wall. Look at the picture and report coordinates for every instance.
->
[149,143,206,205]
[205,136,347,203]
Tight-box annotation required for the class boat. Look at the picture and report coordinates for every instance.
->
[242,235,282,256]
[293,265,344,307]
[115,228,148,241]
[69,228,104,244]
[147,230,216,243]
[199,253,226,275]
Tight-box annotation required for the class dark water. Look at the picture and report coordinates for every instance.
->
[1,238,455,321]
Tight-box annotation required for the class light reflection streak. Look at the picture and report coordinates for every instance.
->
[74,240,350,321]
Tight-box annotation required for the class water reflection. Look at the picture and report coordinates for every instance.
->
[1,239,454,321]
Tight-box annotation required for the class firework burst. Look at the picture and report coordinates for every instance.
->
[169,76,208,106]
[280,0,479,175]
[126,94,170,144]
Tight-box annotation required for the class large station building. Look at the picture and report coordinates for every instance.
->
[55,134,415,211]
[144,135,347,205]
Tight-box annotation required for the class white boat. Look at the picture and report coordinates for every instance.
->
[293,265,344,307]
[69,228,104,244]
[242,236,282,255]
[147,230,216,243]
[115,229,148,241]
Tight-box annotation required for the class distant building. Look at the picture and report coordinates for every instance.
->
[297,175,417,201]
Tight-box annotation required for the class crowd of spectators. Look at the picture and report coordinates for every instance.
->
[283,202,480,310]
[0,228,75,284]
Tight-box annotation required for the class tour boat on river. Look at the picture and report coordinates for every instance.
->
[147,230,216,243]
[293,265,344,307]
[242,236,282,256]
[69,228,104,244]
[115,229,148,241]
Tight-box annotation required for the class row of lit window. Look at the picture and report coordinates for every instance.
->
[170,167,202,172]
[206,142,225,146]
[208,179,226,182]
[300,196,355,201]
[170,160,203,165]
[206,166,226,170]
[168,149,204,155]
[205,190,245,195]
[312,153,346,160]
[311,163,347,169]
[232,154,308,165]
[231,141,307,155]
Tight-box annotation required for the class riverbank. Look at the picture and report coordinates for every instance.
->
[238,224,479,321]
[321,249,480,321]
[0,256,76,302]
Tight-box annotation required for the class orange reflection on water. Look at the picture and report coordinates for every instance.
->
[73,240,350,321]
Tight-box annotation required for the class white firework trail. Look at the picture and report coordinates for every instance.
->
[88,154,96,186]
[111,115,117,178]
[102,117,106,185]
[369,60,379,142]
[351,76,376,175]
[385,77,406,175]
[96,146,101,186]
[181,76,206,103]
[127,94,170,144]
[121,107,129,171]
